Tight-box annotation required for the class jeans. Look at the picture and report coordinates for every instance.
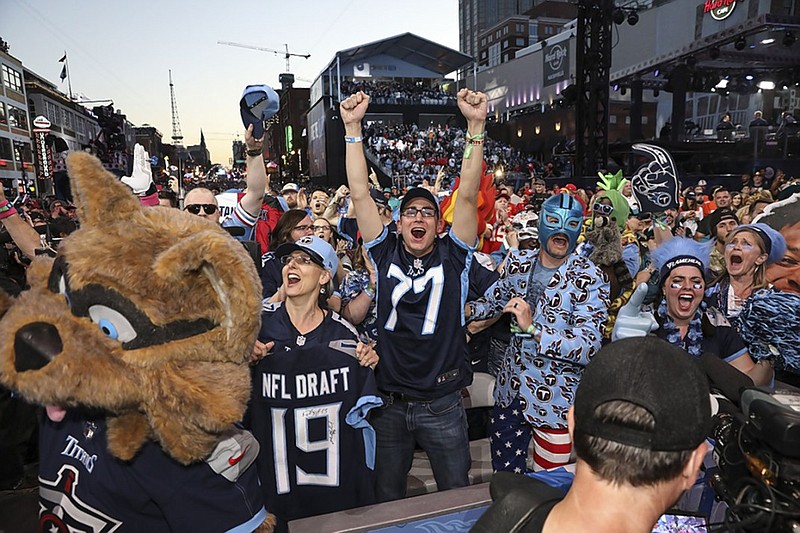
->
[371,390,471,502]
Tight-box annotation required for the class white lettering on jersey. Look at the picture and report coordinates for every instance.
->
[262,368,351,400]
[384,264,445,335]
[60,435,98,473]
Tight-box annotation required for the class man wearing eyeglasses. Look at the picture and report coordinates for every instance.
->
[182,125,267,241]
[340,88,487,502]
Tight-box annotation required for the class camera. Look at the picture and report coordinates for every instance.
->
[708,389,800,532]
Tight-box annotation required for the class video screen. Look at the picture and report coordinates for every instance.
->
[652,512,708,532]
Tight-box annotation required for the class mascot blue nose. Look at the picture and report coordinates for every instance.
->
[14,322,63,372]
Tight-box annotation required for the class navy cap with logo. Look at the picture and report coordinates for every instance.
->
[240,85,280,139]
[399,187,439,217]
[574,337,712,451]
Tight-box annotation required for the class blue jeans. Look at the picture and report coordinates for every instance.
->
[371,390,471,502]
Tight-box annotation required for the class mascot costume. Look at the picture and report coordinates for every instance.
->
[0,153,275,532]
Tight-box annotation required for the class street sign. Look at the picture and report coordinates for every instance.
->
[32,115,51,130]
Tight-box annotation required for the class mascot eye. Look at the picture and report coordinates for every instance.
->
[88,305,137,343]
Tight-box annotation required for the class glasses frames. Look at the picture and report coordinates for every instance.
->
[184,204,218,215]
[401,207,436,218]
[280,254,316,267]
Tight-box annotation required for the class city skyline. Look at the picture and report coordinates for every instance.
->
[2,0,459,164]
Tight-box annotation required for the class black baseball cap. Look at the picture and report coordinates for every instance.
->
[399,187,439,217]
[574,337,711,452]
[369,188,389,208]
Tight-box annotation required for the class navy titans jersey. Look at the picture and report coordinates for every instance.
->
[366,227,475,399]
[260,252,283,299]
[38,411,266,533]
[248,303,382,525]
[337,216,397,244]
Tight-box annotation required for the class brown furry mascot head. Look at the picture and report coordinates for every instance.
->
[0,152,262,465]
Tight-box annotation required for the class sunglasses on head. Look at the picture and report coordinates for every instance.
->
[184,204,218,215]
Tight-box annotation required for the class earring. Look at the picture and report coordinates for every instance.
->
[320,286,327,295]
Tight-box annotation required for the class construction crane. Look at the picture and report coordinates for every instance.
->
[217,41,310,73]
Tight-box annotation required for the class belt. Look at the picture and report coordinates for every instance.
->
[380,390,430,403]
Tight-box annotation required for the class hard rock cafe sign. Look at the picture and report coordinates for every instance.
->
[703,0,739,21]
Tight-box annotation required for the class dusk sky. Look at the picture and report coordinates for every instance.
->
[2,0,459,163]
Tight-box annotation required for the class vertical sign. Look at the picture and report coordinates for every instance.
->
[543,43,569,87]
[32,115,54,180]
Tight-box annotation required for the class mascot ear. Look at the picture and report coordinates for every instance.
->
[152,230,258,341]
[66,152,141,227]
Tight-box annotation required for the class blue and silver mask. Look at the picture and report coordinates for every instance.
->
[538,193,584,258]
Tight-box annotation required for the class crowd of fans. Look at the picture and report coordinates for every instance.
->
[364,122,541,186]
[340,79,455,106]
[1,88,799,532]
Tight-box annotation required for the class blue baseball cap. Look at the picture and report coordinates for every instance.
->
[276,235,338,275]
[240,84,280,139]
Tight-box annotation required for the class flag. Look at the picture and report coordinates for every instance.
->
[59,64,67,82]
[58,52,67,62]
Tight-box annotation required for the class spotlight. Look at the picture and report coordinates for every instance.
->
[757,80,775,90]
[627,10,639,25]
[612,8,626,25]
[734,36,747,50]
[686,55,697,68]
[709,46,720,59]
[784,31,796,47]
[654,68,660,78]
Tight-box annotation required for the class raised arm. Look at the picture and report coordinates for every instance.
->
[0,189,40,259]
[451,89,488,246]
[340,92,383,242]
[238,124,268,217]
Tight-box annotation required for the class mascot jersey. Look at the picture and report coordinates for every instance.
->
[38,411,267,533]
[366,226,474,399]
[248,303,382,527]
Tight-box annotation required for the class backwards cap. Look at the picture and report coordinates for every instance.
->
[574,337,712,451]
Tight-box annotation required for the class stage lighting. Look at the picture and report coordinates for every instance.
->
[628,10,639,26]
[612,8,626,25]
[734,37,747,50]
[784,31,796,47]
[757,81,775,90]
[709,46,720,59]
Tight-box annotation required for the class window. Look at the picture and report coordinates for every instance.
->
[7,105,28,131]
[2,64,23,92]
[516,23,525,33]
[503,27,509,35]
[609,115,617,124]
[488,43,501,67]
[516,38,526,46]
[529,21,539,39]
[481,38,486,46]
[0,137,12,160]
[0,102,6,126]
[63,108,73,131]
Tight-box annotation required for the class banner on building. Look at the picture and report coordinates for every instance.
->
[543,42,569,87]
[33,116,54,180]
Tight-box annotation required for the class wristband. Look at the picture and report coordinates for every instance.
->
[463,131,486,159]
[246,148,262,157]
[364,285,376,300]
[0,203,18,220]
[345,136,363,143]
